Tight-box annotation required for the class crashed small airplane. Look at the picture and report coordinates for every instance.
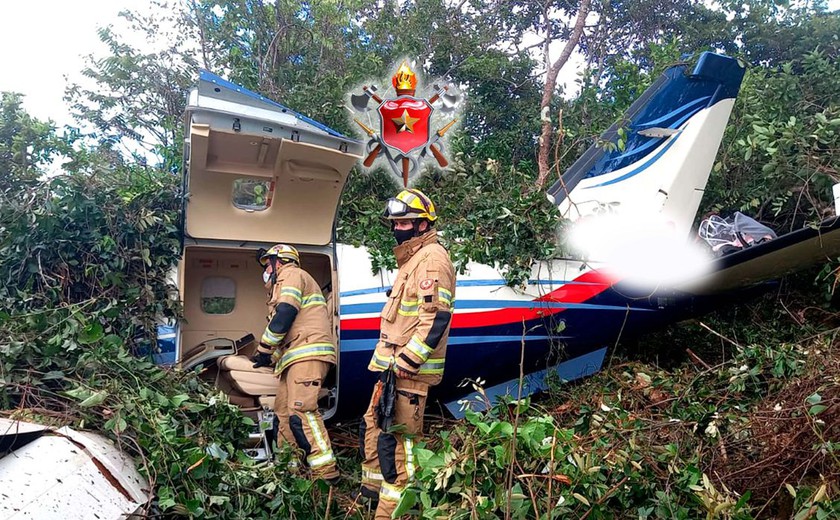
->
[7,53,840,517]
[163,51,840,433]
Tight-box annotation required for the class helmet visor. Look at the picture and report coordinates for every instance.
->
[383,197,421,219]
[256,248,269,267]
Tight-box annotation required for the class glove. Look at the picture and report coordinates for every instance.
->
[251,351,273,369]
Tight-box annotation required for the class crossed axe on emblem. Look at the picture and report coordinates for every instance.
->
[350,81,460,186]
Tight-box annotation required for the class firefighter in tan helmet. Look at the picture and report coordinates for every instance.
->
[252,244,339,483]
[357,189,456,518]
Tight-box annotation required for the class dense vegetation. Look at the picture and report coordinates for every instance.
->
[1,0,838,518]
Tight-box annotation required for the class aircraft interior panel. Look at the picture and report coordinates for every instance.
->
[185,121,358,246]
[179,246,336,368]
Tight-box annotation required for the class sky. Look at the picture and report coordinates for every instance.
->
[1,1,839,130]
[0,1,144,128]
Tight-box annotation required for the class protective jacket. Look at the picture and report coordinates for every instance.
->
[367,230,455,385]
[258,262,335,374]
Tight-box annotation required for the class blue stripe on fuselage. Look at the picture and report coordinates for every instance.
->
[339,334,556,352]
[338,278,604,298]
[340,299,655,315]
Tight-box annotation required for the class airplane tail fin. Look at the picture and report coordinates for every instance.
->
[547,53,746,238]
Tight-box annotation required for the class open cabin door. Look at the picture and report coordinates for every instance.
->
[183,71,364,245]
[177,72,362,421]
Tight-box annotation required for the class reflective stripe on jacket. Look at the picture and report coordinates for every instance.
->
[368,230,455,386]
[261,263,335,374]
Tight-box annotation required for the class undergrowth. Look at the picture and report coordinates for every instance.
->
[0,167,334,518]
[383,305,839,519]
[1,164,837,519]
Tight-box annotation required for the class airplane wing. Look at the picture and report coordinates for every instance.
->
[679,216,840,295]
[0,418,149,519]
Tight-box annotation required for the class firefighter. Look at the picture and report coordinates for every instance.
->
[251,244,339,483]
[358,189,456,518]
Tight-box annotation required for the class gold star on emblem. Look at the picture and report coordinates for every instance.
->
[391,109,420,133]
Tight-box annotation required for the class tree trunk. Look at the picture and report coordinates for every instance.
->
[536,0,591,188]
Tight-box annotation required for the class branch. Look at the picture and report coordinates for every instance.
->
[536,0,591,188]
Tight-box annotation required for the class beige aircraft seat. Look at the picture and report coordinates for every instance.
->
[216,354,278,457]
[181,337,237,369]
[217,354,278,411]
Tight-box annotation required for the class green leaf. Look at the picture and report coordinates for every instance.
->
[184,498,202,514]
[493,445,507,467]
[157,497,177,510]
[393,487,417,516]
[464,409,482,426]
[734,490,752,509]
[208,495,230,506]
[65,387,93,401]
[102,334,123,347]
[170,394,189,406]
[420,491,432,509]
[490,421,514,437]
[806,393,822,405]
[206,442,229,461]
[414,447,435,466]
[77,322,104,345]
[809,405,828,416]
[573,493,591,506]
[42,370,65,380]
[79,390,108,407]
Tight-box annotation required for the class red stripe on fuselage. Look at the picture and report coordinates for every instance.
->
[452,270,614,328]
[339,270,616,331]
[341,316,381,331]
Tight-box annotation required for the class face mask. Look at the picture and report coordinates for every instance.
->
[393,228,416,245]
[263,270,272,284]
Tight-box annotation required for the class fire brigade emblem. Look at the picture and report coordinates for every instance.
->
[350,62,460,186]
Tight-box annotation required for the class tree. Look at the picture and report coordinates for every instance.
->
[704,49,840,230]
[721,0,840,66]
[0,92,67,190]
[186,0,379,134]
[535,0,592,187]
[64,1,197,172]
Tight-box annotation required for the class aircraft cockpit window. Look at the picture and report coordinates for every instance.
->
[201,276,236,314]
[232,178,274,212]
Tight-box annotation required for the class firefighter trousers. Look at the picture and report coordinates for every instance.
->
[274,359,338,479]
[360,376,428,519]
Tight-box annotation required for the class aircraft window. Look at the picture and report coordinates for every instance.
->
[232,178,274,211]
[201,276,236,314]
